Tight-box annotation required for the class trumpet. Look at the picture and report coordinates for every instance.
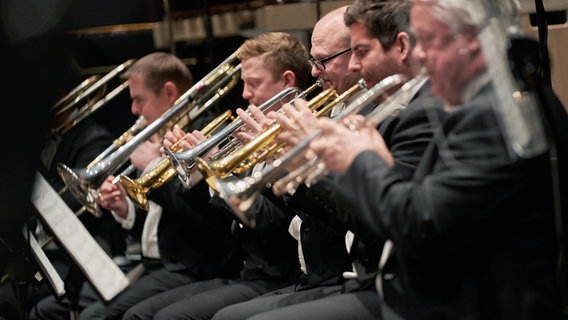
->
[51,59,135,137]
[273,72,429,195]
[195,79,367,193]
[57,50,241,217]
[211,74,410,227]
[117,109,234,210]
[164,84,311,188]
[206,78,324,167]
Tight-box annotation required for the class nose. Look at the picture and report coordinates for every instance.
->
[242,85,252,101]
[348,55,361,73]
[131,102,141,116]
[412,43,425,61]
[311,65,322,78]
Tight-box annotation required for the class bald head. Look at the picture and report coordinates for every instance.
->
[309,5,359,94]
[312,6,350,51]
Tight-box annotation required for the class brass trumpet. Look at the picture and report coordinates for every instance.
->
[210,74,410,227]
[195,79,367,193]
[117,109,234,210]
[164,84,312,188]
[57,50,241,217]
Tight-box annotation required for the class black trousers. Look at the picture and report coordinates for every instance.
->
[31,265,195,320]
[123,278,289,320]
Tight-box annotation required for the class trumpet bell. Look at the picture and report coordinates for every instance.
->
[210,173,259,228]
[116,175,150,211]
[116,155,175,210]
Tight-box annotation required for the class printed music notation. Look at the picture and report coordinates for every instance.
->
[31,172,130,302]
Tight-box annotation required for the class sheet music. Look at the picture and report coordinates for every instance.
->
[31,172,130,301]
[28,232,66,297]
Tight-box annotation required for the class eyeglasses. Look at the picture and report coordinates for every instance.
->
[308,48,352,71]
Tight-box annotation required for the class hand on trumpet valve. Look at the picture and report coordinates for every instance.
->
[162,126,209,154]
[162,126,190,153]
[270,98,318,146]
[310,117,393,174]
[234,105,272,142]
[97,175,129,219]
[342,114,366,131]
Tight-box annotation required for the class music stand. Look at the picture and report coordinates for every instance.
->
[30,172,130,307]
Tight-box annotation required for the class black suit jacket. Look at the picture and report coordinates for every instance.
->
[136,111,241,279]
[337,81,563,319]
[44,118,125,257]
[295,80,445,290]
[209,186,301,284]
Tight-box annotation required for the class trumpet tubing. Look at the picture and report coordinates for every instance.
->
[197,86,337,188]
[205,80,323,167]
[168,80,322,187]
[197,80,366,192]
[118,109,234,210]
[211,74,410,226]
[165,86,304,187]
[271,154,322,196]
[273,73,427,196]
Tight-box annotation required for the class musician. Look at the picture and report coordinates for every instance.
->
[255,0,567,319]
[121,31,311,320]
[31,52,240,320]
[0,53,124,320]
[211,1,445,318]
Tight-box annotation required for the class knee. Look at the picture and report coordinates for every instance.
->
[29,297,58,320]
[123,307,145,320]
[154,308,182,320]
[212,307,231,320]
[78,303,104,320]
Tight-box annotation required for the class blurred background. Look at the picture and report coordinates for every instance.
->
[5,0,566,139]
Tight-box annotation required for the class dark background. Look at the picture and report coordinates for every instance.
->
[60,0,258,136]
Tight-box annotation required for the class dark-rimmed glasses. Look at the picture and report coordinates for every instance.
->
[308,48,352,71]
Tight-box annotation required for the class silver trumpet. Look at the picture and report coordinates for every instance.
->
[165,80,322,188]
[274,71,430,194]
[212,73,411,227]
[57,50,241,217]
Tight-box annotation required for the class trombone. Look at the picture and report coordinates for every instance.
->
[51,59,135,138]
[195,79,368,193]
[57,50,241,217]
[210,74,410,227]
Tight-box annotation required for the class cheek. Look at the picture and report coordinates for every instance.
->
[360,54,385,75]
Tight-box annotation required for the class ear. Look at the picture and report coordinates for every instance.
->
[396,32,412,62]
[465,33,481,55]
[163,81,179,103]
[281,70,296,87]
